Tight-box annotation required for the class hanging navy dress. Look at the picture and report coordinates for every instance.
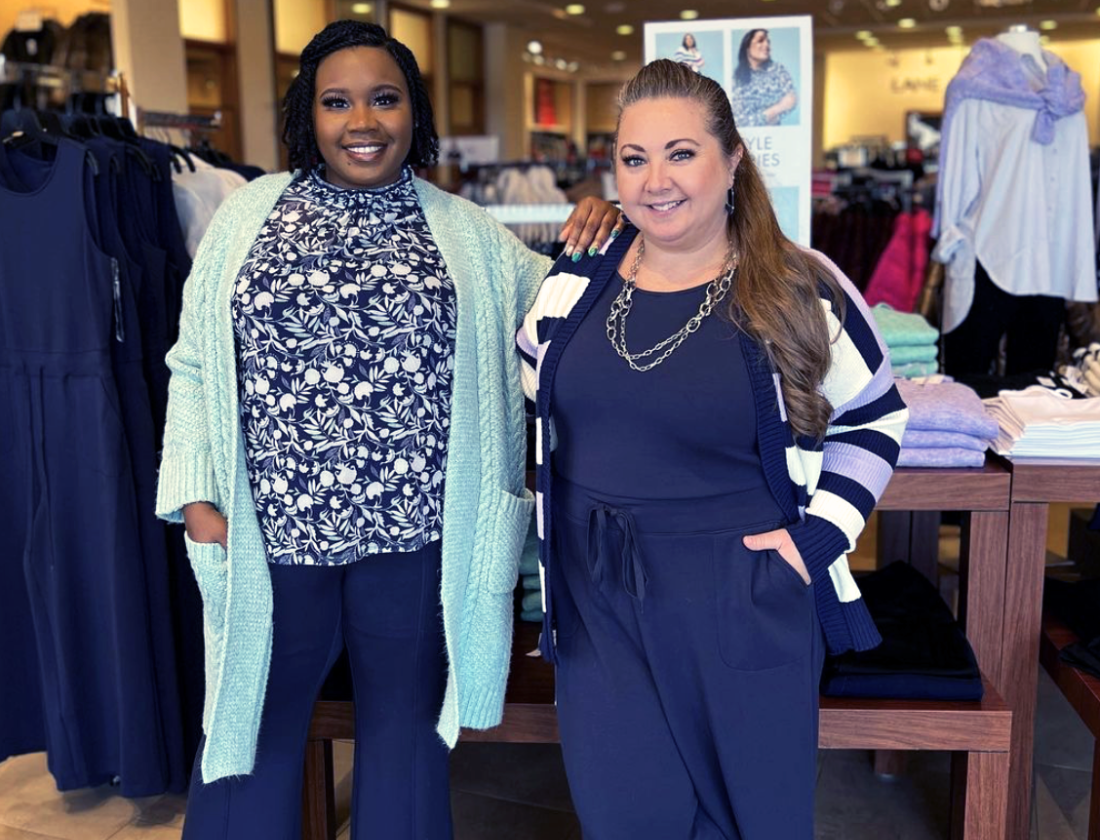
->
[0,138,185,795]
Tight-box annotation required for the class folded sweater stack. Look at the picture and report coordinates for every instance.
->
[895,378,997,467]
[984,386,1100,459]
[870,304,940,379]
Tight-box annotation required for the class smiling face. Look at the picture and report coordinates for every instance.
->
[312,46,413,190]
[748,30,771,67]
[615,96,739,254]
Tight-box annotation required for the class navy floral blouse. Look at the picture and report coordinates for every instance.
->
[231,167,457,565]
[732,62,796,127]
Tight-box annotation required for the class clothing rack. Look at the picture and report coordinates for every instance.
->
[0,56,123,96]
[821,168,917,212]
[0,56,127,116]
[137,109,222,133]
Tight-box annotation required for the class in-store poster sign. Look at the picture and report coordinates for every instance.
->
[644,16,813,246]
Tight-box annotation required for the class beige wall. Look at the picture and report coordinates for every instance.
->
[273,0,326,55]
[823,39,1100,150]
[180,0,227,42]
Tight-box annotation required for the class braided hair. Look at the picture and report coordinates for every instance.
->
[282,20,440,172]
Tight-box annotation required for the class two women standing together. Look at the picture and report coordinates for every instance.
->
[161,20,906,840]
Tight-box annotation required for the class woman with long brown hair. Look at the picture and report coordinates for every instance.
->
[518,59,907,838]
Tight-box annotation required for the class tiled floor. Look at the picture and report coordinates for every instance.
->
[0,507,1094,839]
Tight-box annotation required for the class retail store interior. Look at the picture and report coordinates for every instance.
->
[3,0,1100,838]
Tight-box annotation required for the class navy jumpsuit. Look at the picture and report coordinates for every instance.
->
[549,273,824,839]
[0,138,186,794]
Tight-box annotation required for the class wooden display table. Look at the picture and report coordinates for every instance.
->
[1001,460,1100,840]
[302,463,1015,840]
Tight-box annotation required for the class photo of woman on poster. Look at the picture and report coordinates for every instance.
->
[733,28,798,126]
[673,33,705,73]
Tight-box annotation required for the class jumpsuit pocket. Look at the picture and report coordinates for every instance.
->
[183,533,229,731]
[714,540,814,672]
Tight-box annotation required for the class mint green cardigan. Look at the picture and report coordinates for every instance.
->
[156,173,549,782]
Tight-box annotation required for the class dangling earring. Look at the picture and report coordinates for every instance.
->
[725,181,736,216]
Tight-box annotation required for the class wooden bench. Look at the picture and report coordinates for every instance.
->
[302,620,1011,840]
[1038,612,1100,840]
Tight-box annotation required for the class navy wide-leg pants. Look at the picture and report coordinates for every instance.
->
[182,542,452,840]
[551,481,824,840]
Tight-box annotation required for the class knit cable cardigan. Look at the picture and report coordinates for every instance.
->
[518,227,910,659]
[156,172,549,782]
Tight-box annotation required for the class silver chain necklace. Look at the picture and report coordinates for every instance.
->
[606,237,739,372]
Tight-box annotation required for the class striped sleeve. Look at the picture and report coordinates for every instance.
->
[786,259,909,586]
[516,260,592,413]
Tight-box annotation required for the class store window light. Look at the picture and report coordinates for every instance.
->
[1039,20,1057,30]
[565,3,585,14]
[898,18,916,29]
[680,10,699,19]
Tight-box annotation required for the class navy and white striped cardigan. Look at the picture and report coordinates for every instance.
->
[517,227,909,659]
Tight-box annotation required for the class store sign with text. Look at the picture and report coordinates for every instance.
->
[644,15,813,246]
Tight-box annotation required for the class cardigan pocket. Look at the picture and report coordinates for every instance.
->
[482,488,535,594]
[183,532,229,731]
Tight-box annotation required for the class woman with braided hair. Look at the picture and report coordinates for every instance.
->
[159,19,620,838]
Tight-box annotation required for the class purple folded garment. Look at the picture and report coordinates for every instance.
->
[895,379,999,438]
[901,429,990,451]
[898,447,987,468]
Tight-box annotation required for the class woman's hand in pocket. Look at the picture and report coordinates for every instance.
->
[742,528,810,585]
[183,502,228,549]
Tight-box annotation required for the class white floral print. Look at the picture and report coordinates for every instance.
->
[231,167,456,565]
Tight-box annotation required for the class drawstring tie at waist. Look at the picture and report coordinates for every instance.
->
[587,504,648,608]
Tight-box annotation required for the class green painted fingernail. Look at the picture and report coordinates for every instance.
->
[588,246,597,257]
[611,228,621,238]
[572,252,582,262]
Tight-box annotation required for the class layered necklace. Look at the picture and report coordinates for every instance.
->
[606,237,740,372]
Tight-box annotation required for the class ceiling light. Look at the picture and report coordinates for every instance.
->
[555,58,568,69]
[898,18,916,28]
[864,37,880,46]
[1039,19,1057,30]
[526,39,543,54]
[611,50,626,61]
[567,61,580,72]
[350,2,372,13]
[856,29,873,40]
[616,24,634,35]
[883,0,901,7]
[533,55,546,65]
[565,3,585,14]
[680,10,699,19]
[1039,34,1051,44]
[945,25,961,35]
[429,0,450,7]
